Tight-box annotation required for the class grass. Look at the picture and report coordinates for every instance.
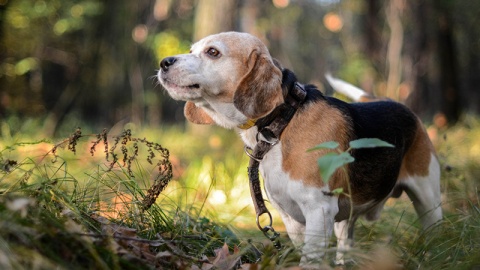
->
[0,116,479,269]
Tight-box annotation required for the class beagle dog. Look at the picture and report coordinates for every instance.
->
[157,32,442,265]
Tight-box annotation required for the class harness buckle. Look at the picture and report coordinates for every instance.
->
[256,128,279,146]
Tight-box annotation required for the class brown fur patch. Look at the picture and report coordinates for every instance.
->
[398,119,433,179]
[184,101,214,125]
[280,101,352,189]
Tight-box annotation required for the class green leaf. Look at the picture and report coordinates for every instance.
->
[307,141,339,152]
[317,152,354,184]
[331,188,344,195]
[349,138,394,149]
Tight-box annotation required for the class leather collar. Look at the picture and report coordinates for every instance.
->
[254,81,307,144]
[237,69,306,131]
[237,119,257,130]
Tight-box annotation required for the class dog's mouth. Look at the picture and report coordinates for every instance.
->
[174,82,200,90]
[162,78,200,90]
[160,77,203,100]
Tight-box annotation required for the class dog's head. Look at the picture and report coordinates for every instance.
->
[158,32,284,128]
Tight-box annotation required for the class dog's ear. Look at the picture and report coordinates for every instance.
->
[233,51,283,119]
[184,101,214,125]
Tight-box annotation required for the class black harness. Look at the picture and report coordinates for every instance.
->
[244,77,307,247]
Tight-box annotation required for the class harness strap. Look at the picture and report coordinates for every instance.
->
[245,82,307,248]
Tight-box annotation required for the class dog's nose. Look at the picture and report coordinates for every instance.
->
[160,57,177,72]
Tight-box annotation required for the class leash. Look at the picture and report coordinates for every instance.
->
[244,81,307,249]
[245,142,282,249]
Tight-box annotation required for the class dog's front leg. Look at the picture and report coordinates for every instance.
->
[334,219,355,265]
[277,210,306,246]
[300,197,338,265]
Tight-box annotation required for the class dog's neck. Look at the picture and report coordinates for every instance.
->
[239,69,306,148]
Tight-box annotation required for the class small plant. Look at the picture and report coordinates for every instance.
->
[0,127,179,268]
[47,127,173,211]
[308,138,394,190]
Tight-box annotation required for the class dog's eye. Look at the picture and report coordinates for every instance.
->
[206,47,221,58]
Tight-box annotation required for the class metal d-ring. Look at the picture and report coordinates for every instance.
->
[257,211,281,249]
[256,211,273,231]
[244,146,262,162]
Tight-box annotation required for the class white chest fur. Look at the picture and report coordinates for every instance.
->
[258,142,340,261]
[260,144,305,223]
[259,143,337,225]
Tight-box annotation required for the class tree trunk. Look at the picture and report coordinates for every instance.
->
[405,0,431,118]
[194,0,238,40]
[364,0,383,73]
[436,6,460,124]
[239,0,260,34]
[385,0,404,100]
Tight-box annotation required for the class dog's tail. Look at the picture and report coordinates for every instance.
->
[325,74,376,102]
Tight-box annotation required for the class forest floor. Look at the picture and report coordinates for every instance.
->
[0,116,479,269]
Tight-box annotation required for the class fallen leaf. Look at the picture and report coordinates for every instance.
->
[202,243,241,270]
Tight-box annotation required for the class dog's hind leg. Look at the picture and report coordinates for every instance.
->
[402,154,443,229]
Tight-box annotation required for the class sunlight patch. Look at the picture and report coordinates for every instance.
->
[209,190,227,205]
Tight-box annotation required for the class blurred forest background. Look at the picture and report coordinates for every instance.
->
[0,0,479,136]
